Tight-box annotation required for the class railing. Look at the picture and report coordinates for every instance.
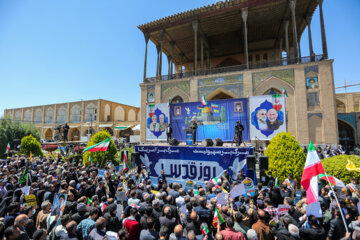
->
[144,54,324,83]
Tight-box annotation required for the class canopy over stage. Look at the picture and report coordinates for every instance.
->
[134,145,256,187]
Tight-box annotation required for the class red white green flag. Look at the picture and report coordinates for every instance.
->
[301,141,326,204]
[201,95,208,106]
[213,207,224,228]
[318,174,345,188]
[282,87,288,98]
[5,143,10,154]
[167,98,171,108]
[83,138,111,152]
[210,177,221,186]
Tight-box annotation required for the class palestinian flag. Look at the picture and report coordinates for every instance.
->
[123,148,129,171]
[83,138,111,152]
[213,208,224,228]
[318,174,345,188]
[282,87,288,98]
[301,142,326,204]
[5,143,10,154]
[201,95,208,106]
[19,167,28,185]
[210,177,221,186]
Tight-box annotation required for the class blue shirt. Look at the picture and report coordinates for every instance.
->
[77,218,96,240]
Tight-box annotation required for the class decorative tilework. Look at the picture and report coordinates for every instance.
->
[197,74,243,100]
[161,81,190,99]
[252,69,294,89]
[338,113,357,130]
[147,85,155,91]
[304,65,319,75]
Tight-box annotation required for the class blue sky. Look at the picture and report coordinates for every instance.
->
[0,0,359,115]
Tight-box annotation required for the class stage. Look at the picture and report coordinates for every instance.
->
[134,144,256,187]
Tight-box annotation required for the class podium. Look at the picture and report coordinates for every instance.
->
[184,128,193,145]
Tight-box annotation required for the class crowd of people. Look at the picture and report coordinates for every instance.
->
[0,155,359,240]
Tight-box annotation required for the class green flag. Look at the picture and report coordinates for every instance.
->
[19,167,28,185]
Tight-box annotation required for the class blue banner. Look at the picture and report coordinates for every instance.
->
[170,98,249,142]
[134,145,255,186]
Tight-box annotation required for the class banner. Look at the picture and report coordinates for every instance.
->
[146,103,170,141]
[170,98,249,142]
[249,95,286,140]
[134,145,255,186]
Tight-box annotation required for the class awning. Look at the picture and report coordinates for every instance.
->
[42,126,53,129]
[132,124,140,131]
[69,125,80,128]
[114,126,130,130]
[99,124,113,128]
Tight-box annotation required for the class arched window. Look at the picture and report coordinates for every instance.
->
[85,103,97,122]
[171,96,184,104]
[128,109,136,121]
[24,109,32,122]
[264,88,281,95]
[34,109,43,123]
[70,105,81,123]
[15,111,22,121]
[57,107,67,123]
[45,108,54,123]
[104,104,111,122]
[114,106,125,121]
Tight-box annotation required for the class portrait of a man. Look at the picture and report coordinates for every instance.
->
[147,92,155,102]
[148,114,159,131]
[158,114,168,131]
[256,109,268,130]
[266,108,283,130]
[234,102,243,112]
[306,77,319,89]
[174,106,181,116]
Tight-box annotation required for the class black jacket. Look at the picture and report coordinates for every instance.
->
[327,217,346,240]
[300,226,326,240]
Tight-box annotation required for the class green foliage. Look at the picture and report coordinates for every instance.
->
[322,155,360,183]
[265,132,306,183]
[20,135,43,157]
[83,130,117,167]
[0,118,41,158]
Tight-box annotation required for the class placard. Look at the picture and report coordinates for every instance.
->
[146,103,170,141]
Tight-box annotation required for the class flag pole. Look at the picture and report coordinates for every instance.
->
[323,171,349,232]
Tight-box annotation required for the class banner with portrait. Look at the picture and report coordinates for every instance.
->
[249,95,286,140]
[146,103,170,141]
[170,98,249,142]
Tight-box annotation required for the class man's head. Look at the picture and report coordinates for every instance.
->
[215,232,224,240]
[174,225,183,237]
[159,114,165,124]
[225,217,234,229]
[151,115,157,124]
[66,221,77,234]
[288,224,299,238]
[89,207,99,219]
[4,226,20,240]
[351,178,358,184]
[256,109,267,122]
[164,206,171,218]
[95,217,106,231]
[247,229,258,240]
[14,214,29,228]
[267,109,278,123]
[146,217,155,230]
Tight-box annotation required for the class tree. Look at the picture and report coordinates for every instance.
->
[322,155,360,183]
[0,118,40,158]
[265,132,305,183]
[83,130,117,167]
[20,135,43,157]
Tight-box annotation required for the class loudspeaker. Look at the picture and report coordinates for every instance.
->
[259,156,269,171]
[214,138,223,146]
[202,138,213,147]
[246,155,256,171]
[170,138,179,146]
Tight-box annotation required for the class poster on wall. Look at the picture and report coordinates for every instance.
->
[170,98,249,142]
[249,95,286,140]
[146,103,170,141]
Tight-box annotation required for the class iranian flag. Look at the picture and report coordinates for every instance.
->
[210,177,221,186]
[83,138,111,152]
[5,143,10,154]
[123,148,129,171]
[201,95,208,106]
[282,87,288,98]
[319,174,345,188]
[301,142,326,204]
[213,208,224,228]
[167,98,171,108]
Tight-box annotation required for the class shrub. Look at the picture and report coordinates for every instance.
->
[20,135,43,157]
[322,155,360,183]
[265,132,306,183]
[83,130,117,167]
